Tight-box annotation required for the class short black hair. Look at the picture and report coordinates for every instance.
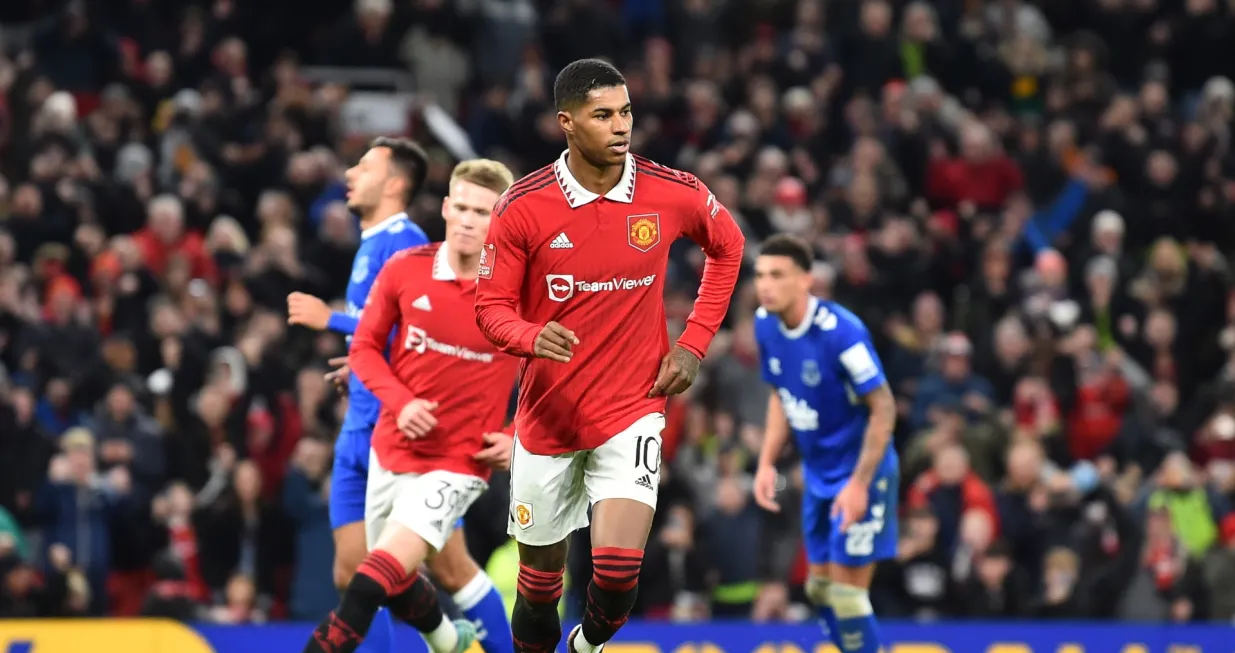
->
[554,58,627,111]
[370,136,428,205]
[760,234,814,272]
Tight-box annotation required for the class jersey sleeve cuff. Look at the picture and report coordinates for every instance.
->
[676,324,713,359]
[389,393,418,418]
[516,326,540,357]
[327,312,357,335]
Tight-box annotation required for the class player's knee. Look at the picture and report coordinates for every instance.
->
[804,574,831,607]
[825,582,874,619]
[517,540,569,573]
[334,558,358,592]
[333,523,368,591]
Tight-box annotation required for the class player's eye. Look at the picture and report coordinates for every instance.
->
[620,108,632,117]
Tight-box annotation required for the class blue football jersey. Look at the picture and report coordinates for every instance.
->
[327,213,429,432]
[754,297,898,498]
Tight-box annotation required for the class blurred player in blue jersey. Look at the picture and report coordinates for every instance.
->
[287,138,510,653]
[750,234,898,653]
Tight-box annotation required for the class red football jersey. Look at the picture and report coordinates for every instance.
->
[475,151,745,455]
[351,243,519,478]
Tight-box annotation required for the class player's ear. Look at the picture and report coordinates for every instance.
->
[557,110,574,135]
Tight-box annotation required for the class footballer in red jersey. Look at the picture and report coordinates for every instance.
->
[474,59,745,653]
[300,160,519,653]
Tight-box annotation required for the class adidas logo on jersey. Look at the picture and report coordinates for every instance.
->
[549,232,573,249]
[635,474,654,490]
[412,295,432,311]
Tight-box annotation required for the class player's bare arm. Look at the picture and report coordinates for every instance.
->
[533,321,579,363]
[754,388,791,512]
[832,384,896,531]
[648,345,700,397]
[287,291,332,330]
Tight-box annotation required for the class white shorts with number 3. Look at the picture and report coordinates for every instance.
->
[365,450,488,552]
[507,412,665,546]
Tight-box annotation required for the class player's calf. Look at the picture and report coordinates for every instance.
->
[572,546,642,653]
[512,542,568,653]
[804,572,841,645]
[574,499,654,653]
[826,581,883,653]
[307,529,469,653]
[333,522,369,590]
[305,550,407,653]
[387,569,472,653]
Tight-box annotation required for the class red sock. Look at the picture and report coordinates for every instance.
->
[580,547,643,645]
[516,563,564,603]
[355,550,405,596]
[591,547,642,591]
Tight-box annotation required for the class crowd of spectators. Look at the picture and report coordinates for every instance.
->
[3,0,1235,626]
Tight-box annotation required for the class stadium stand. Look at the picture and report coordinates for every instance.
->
[1,0,1235,631]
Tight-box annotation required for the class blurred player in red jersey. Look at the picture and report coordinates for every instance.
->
[301,160,521,653]
[474,59,745,653]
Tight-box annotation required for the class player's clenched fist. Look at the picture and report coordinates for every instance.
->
[287,292,331,330]
[648,345,700,397]
[533,321,579,363]
[396,398,439,438]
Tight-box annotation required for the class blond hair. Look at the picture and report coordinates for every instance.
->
[450,159,515,195]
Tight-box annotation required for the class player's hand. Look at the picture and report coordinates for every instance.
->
[753,464,781,513]
[287,292,331,330]
[396,398,439,438]
[533,321,578,363]
[649,345,700,397]
[831,480,869,533]
[473,431,514,470]
[324,356,349,396]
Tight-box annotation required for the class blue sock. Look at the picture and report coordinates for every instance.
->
[357,607,395,653]
[816,603,841,647]
[452,572,512,653]
[830,585,882,653]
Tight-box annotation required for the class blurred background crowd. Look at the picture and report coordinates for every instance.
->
[2,0,1235,627]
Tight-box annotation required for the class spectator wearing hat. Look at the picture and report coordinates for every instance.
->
[910,332,996,431]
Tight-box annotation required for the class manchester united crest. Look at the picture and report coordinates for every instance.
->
[512,500,534,529]
[626,214,661,252]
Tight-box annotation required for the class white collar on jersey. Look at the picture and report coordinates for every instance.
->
[778,295,819,340]
[553,149,637,208]
[432,243,455,281]
[360,212,411,241]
